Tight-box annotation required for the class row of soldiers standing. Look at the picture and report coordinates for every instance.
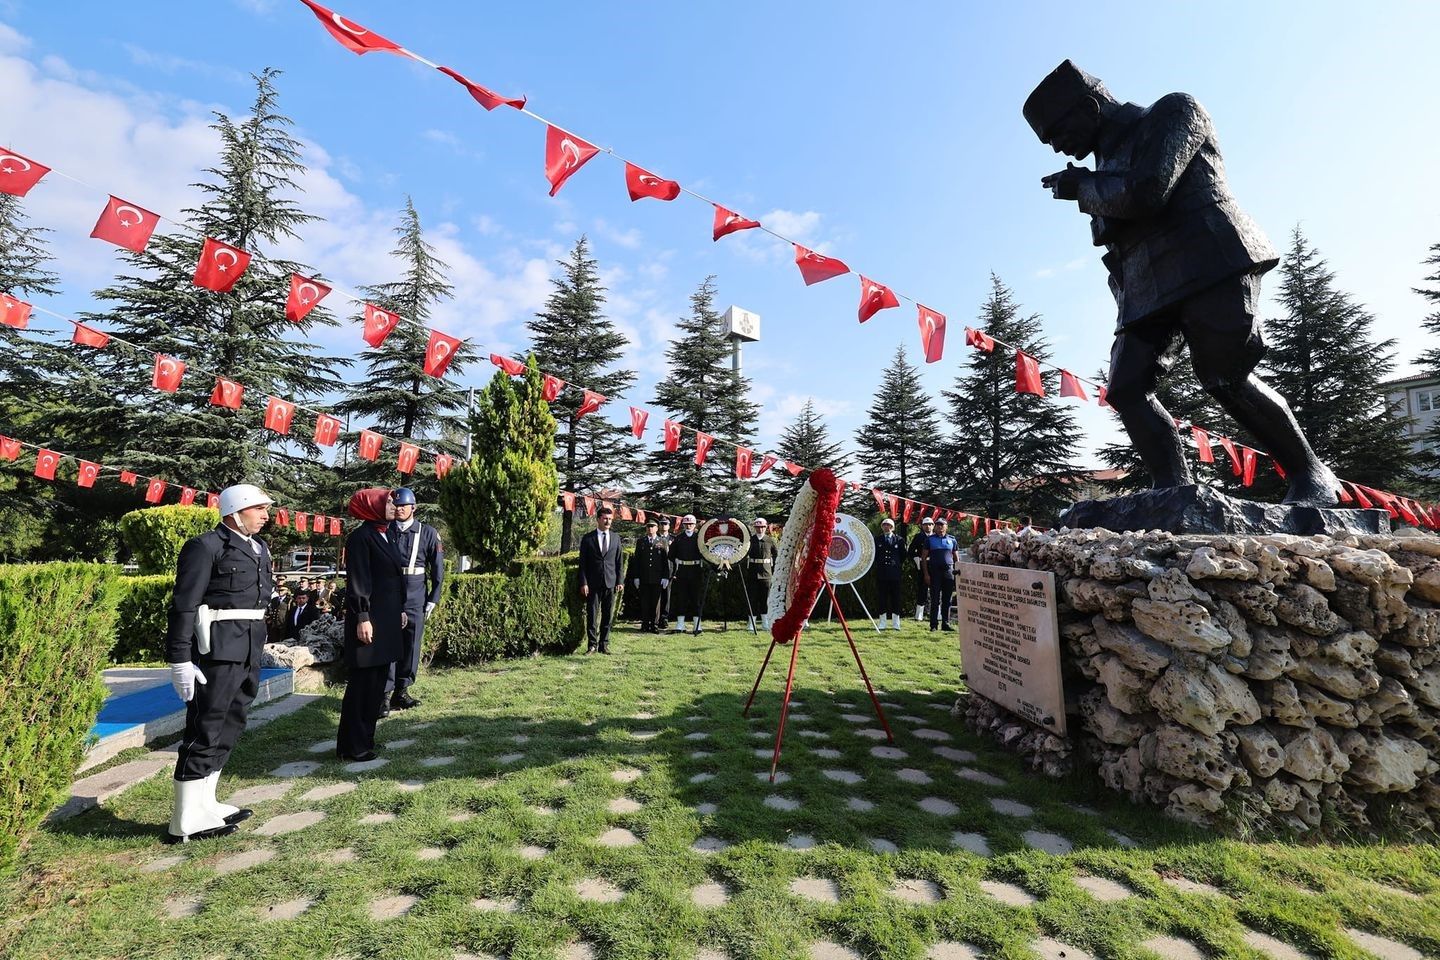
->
[624,515,778,633]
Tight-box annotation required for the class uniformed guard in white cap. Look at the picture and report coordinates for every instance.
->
[668,513,703,631]
[873,517,905,629]
[164,483,275,843]
[742,517,777,630]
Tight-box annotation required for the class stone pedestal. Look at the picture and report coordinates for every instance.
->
[1059,484,1390,537]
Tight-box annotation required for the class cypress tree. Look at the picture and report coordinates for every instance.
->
[769,399,852,516]
[526,236,642,551]
[1414,242,1440,484]
[853,343,940,508]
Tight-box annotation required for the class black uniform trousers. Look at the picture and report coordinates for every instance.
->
[586,587,617,651]
[338,663,390,757]
[175,650,260,781]
[385,598,425,693]
[671,569,702,617]
[877,578,903,617]
[914,566,933,619]
[928,567,955,628]
[637,582,661,630]
[743,575,769,618]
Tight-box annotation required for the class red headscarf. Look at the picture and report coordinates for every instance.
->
[347,488,391,531]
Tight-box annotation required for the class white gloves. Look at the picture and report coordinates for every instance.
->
[632,579,640,589]
[661,578,669,588]
[424,602,436,616]
[170,662,207,702]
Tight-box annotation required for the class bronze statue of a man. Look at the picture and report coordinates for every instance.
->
[1024,60,1339,506]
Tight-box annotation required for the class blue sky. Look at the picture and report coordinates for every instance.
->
[2,1,1438,472]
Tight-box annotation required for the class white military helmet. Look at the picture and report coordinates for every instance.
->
[682,513,697,524]
[218,483,273,518]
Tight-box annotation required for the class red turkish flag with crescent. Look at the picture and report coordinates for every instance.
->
[620,504,633,521]
[0,149,50,196]
[424,329,462,378]
[636,509,647,524]
[90,196,158,252]
[434,454,454,479]
[964,326,995,352]
[1218,436,1242,476]
[72,322,110,348]
[794,245,850,286]
[119,470,137,485]
[583,495,596,517]
[694,433,715,466]
[264,397,295,434]
[785,461,804,476]
[0,292,31,329]
[544,125,600,197]
[207,493,220,509]
[625,162,680,202]
[857,276,899,323]
[1059,370,1088,401]
[210,377,245,410]
[437,65,525,110]
[295,512,308,533]
[561,491,576,512]
[0,436,19,460]
[285,274,332,322]
[872,488,887,514]
[917,305,946,363]
[33,448,59,480]
[577,390,606,418]
[358,430,382,461]
[397,442,419,474]
[298,0,408,56]
[663,419,682,453]
[1241,447,1258,487]
[735,447,753,479]
[314,413,341,447]
[152,355,185,392]
[1191,426,1214,463]
[193,237,252,293]
[1016,351,1044,396]
[180,487,197,506]
[629,406,648,439]
[274,509,289,528]
[902,499,915,522]
[712,204,760,241]
[755,453,779,477]
[145,478,166,503]
[1098,385,1111,408]
[362,303,400,348]
[542,375,566,402]
[330,517,341,536]
[490,353,527,376]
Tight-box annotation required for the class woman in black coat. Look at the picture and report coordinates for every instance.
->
[336,488,406,761]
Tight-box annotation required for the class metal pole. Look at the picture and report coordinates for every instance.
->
[731,336,741,377]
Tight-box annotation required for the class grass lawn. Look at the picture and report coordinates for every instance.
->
[2,623,1438,960]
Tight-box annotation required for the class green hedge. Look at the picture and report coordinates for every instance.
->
[424,555,583,665]
[113,575,174,663]
[0,563,122,876]
[118,505,218,574]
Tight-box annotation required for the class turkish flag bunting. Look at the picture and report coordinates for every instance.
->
[71,322,110,348]
[33,448,59,480]
[663,419,682,453]
[285,274,332,322]
[490,353,527,376]
[712,204,760,241]
[544,125,600,197]
[180,487,197,506]
[296,512,309,532]
[424,329,462,377]
[210,377,245,409]
[542,374,566,402]
[694,432,715,466]
[577,390,606,418]
[436,65,525,110]
[1016,351,1045,396]
[1191,426,1214,463]
[1059,370,1089,401]
[561,491,576,512]
[314,413,341,447]
[785,461,804,476]
[207,493,220,509]
[918,305,946,363]
[434,454,454,479]
[755,453,779,477]
[275,509,289,528]
[264,397,295,434]
[0,436,19,460]
[330,517,341,536]
[947,510,956,522]
[1345,482,1371,508]
[1098,385,1110,408]
[358,430,383,461]
[583,495,595,517]
[794,245,850,286]
[152,355,185,392]
[872,488,886,514]
[0,292,31,329]
[145,478,166,503]
[620,504,633,521]
[1272,458,1286,480]
[887,494,899,517]
[362,304,400,348]
[192,237,252,293]
[1395,496,1421,525]
[629,406,648,439]
[0,149,50,196]
[902,499,915,522]
[89,196,158,252]
[397,442,419,474]
[1241,447,1257,486]
[736,447,753,479]
[963,326,995,351]
[636,509,646,524]
[857,276,899,322]
[625,162,680,202]
[119,470,137,485]
[1360,486,1398,520]
[1218,436,1242,476]
[298,0,408,56]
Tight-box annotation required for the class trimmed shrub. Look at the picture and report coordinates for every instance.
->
[425,555,582,665]
[119,505,218,574]
[113,575,174,663]
[0,563,122,876]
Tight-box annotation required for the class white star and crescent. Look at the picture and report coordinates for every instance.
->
[431,340,452,362]
[298,282,320,304]
[0,154,32,174]
[213,248,239,272]
[115,205,145,227]
[331,13,368,36]
[560,138,583,170]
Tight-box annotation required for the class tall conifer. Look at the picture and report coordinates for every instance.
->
[854,343,940,508]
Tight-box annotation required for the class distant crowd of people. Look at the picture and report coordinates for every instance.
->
[265,575,343,643]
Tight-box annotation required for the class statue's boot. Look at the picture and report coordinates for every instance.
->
[1115,394,1192,488]
[1207,375,1340,507]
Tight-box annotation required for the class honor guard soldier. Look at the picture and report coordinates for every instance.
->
[165,483,275,843]
[742,517,777,630]
[384,487,443,714]
[921,517,960,631]
[626,519,669,632]
[908,517,934,622]
[656,516,673,629]
[873,517,906,630]
[669,514,704,632]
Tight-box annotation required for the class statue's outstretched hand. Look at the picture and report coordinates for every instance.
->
[1041,162,1086,201]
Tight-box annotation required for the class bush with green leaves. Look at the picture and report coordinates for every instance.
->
[112,575,175,664]
[118,505,218,574]
[425,555,581,664]
[0,563,122,876]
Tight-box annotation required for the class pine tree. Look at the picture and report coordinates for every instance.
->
[646,277,760,518]
[1414,242,1440,484]
[853,343,940,508]
[526,236,642,551]
[769,399,852,515]
[335,197,473,500]
[438,362,556,571]
[933,275,1081,522]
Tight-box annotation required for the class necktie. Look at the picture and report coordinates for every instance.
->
[600,532,608,552]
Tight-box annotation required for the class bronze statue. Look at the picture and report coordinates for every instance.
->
[1025,60,1339,506]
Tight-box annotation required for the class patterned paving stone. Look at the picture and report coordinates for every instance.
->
[141,855,185,873]
[932,746,977,762]
[560,946,598,960]
[345,757,389,773]
[764,795,801,811]
[951,832,991,856]
[1241,928,1315,960]
[846,797,875,812]
[299,782,356,802]
[575,878,625,903]
[213,848,276,875]
[694,803,718,815]
[756,771,792,784]
[395,780,426,793]
[269,761,321,778]
[1140,936,1207,960]
[690,772,716,784]
[368,894,419,919]
[910,728,953,741]
[306,740,335,754]
[823,769,863,785]
[691,882,729,907]
[447,811,474,823]
[630,730,660,740]
[416,847,447,861]
[897,714,929,724]
[789,877,841,903]
[517,845,550,860]
[690,751,713,760]
[809,941,863,960]
[684,731,710,741]
[1160,875,1226,897]
[890,878,943,904]
[840,713,870,723]
[988,797,1033,817]
[471,897,519,913]
[978,880,1036,906]
[358,812,395,826]
[260,897,313,920]
[868,837,899,854]
[383,738,416,749]
[812,747,843,759]
[254,810,325,837]
[797,730,829,739]
[610,768,643,783]
[855,728,889,741]
[1343,928,1424,960]
[441,736,470,746]
[597,828,640,848]
[752,748,776,759]
[420,755,455,767]
[1073,875,1133,901]
[788,712,812,722]
[691,836,729,854]
[1022,830,1072,855]
[785,834,817,851]
[871,746,908,760]
[607,797,643,814]
[226,782,292,805]
[955,767,1005,787]
[497,753,524,765]
[750,730,772,740]
[926,943,983,960]
[530,805,556,817]
[163,897,202,918]
[918,797,959,816]
[1107,829,1139,848]
[894,768,932,784]
[323,847,356,864]
[1031,938,1093,960]
[632,711,655,720]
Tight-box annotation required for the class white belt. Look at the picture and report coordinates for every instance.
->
[193,605,265,655]
[212,608,266,621]
[402,566,426,576]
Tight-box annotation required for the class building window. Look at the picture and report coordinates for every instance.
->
[1418,389,1437,413]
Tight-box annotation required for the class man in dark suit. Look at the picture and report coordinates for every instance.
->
[285,590,321,640]
[626,519,668,632]
[578,506,625,654]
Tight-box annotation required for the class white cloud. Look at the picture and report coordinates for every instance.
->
[591,217,643,250]
[0,21,29,54]
[119,42,246,84]
[1034,257,1087,279]
[721,207,831,264]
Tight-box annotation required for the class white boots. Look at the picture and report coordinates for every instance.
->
[892,614,903,630]
[205,770,251,824]
[674,617,686,632]
[877,618,888,631]
[915,605,924,622]
[166,777,237,843]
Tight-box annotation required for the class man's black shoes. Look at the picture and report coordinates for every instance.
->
[337,750,377,762]
[391,689,420,710]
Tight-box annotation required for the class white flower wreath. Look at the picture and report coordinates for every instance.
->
[766,476,820,625]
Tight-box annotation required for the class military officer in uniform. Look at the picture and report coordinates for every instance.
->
[873,517,906,630]
[742,517,777,631]
[626,519,669,632]
[668,514,704,632]
[908,517,933,622]
[921,517,960,631]
[655,516,673,629]
[384,487,443,713]
[165,483,275,843]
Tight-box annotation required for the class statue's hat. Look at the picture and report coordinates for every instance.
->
[1023,60,1110,139]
